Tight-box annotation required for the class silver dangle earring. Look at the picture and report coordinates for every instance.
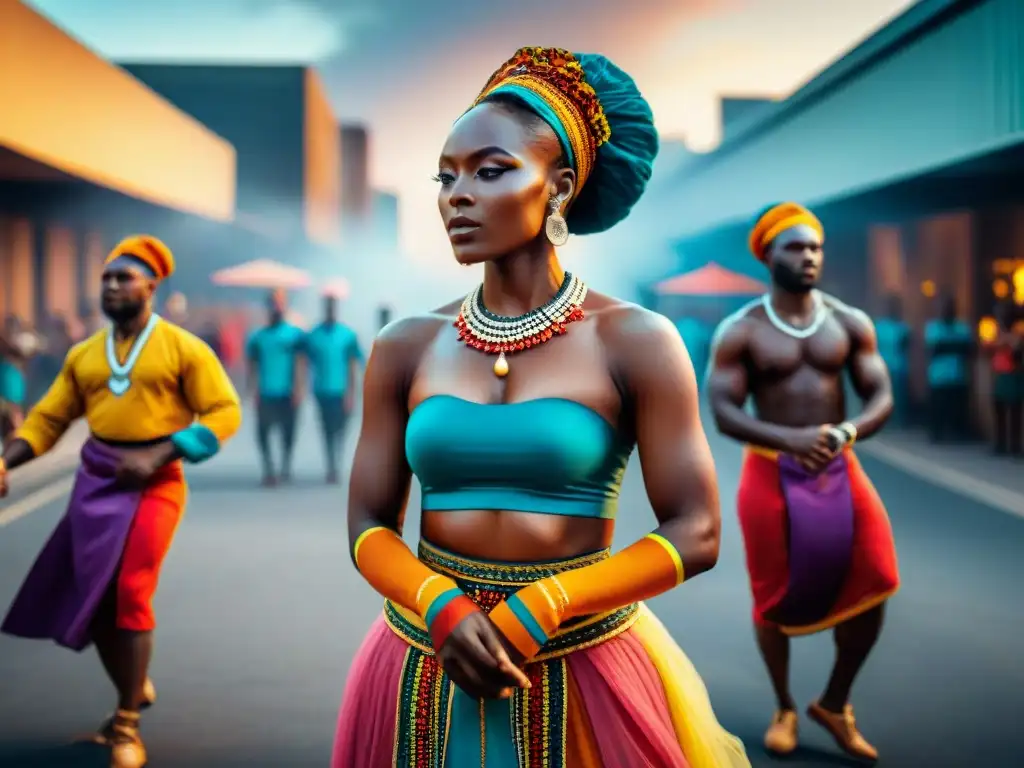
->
[545,197,569,247]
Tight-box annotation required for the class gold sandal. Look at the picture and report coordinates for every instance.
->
[109,709,147,768]
[83,679,156,746]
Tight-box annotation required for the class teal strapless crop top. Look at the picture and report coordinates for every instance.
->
[405,395,632,518]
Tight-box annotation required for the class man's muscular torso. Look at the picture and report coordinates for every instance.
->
[708,292,889,459]
[733,295,862,428]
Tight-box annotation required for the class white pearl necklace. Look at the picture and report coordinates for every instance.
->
[761,291,828,339]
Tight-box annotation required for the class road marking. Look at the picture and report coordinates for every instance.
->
[858,441,1024,519]
[0,476,75,527]
[9,454,78,483]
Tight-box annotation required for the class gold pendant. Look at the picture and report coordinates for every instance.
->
[493,352,509,378]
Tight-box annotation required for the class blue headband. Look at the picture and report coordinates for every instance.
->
[489,83,578,173]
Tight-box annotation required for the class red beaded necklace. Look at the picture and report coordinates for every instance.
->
[454,272,587,377]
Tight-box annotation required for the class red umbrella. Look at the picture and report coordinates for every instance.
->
[655,262,767,296]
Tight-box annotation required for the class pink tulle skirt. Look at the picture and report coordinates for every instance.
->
[332,611,749,768]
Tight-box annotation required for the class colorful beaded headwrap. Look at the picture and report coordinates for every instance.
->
[474,47,611,198]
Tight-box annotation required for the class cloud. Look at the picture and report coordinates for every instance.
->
[25,0,377,62]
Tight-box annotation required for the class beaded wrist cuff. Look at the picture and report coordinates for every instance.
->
[426,592,480,651]
[489,580,564,659]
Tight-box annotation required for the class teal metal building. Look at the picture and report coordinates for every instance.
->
[659,0,1024,430]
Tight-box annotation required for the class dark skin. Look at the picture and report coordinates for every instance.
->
[348,100,721,701]
[0,263,179,726]
[707,224,893,715]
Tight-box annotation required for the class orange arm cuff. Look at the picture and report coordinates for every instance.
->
[489,533,685,659]
[352,527,479,647]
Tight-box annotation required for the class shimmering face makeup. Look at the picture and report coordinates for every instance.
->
[436,103,555,264]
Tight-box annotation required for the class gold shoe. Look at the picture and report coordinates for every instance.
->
[79,715,116,746]
[77,680,155,746]
[807,702,878,762]
[109,710,147,768]
[764,709,799,754]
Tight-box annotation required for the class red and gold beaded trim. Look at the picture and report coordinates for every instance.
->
[512,659,568,767]
[454,272,587,356]
[393,648,453,768]
[455,307,584,355]
[474,47,611,191]
[480,73,596,189]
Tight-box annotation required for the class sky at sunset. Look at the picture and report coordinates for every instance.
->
[27,0,920,263]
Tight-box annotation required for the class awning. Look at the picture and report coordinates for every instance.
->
[0,2,235,221]
[655,262,767,296]
[210,259,311,289]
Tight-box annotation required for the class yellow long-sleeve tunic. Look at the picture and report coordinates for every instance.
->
[17,318,241,461]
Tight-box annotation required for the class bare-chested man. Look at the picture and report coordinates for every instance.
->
[707,202,900,762]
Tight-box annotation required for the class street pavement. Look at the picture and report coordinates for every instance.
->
[0,404,1022,767]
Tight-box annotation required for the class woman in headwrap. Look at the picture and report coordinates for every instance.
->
[332,48,749,767]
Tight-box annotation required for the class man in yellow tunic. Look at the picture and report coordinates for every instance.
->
[0,235,242,768]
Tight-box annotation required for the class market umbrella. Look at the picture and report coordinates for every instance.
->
[210,259,311,289]
[321,277,350,299]
[655,262,767,296]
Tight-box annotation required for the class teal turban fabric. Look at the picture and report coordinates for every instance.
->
[475,49,659,236]
[568,52,659,235]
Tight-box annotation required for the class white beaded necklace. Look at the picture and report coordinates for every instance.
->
[105,313,160,396]
[761,291,828,339]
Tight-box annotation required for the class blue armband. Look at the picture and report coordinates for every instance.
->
[170,424,220,464]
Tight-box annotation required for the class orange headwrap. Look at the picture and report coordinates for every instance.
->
[748,202,824,262]
[104,235,175,280]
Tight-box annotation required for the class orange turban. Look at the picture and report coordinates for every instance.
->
[748,202,823,262]
[104,235,175,280]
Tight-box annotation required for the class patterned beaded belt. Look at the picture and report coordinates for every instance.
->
[384,540,641,768]
[383,539,639,661]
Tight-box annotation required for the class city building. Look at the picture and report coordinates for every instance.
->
[371,190,399,256]
[719,97,776,142]
[654,0,1024,433]
[0,0,244,325]
[340,124,371,247]
[120,63,342,250]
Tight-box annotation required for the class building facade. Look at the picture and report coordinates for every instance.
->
[340,124,371,246]
[371,190,399,256]
[0,0,238,327]
[653,0,1024,434]
[121,63,342,248]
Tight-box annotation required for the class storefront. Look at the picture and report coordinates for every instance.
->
[650,0,1024,436]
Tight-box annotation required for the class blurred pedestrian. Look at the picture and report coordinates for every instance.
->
[924,295,973,442]
[874,295,911,427]
[302,293,364,483]
[246,289,305,486]
[0,315,28,443]
[987,301,1022,455]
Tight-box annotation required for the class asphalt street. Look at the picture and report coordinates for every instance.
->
[0,406,1021,767]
